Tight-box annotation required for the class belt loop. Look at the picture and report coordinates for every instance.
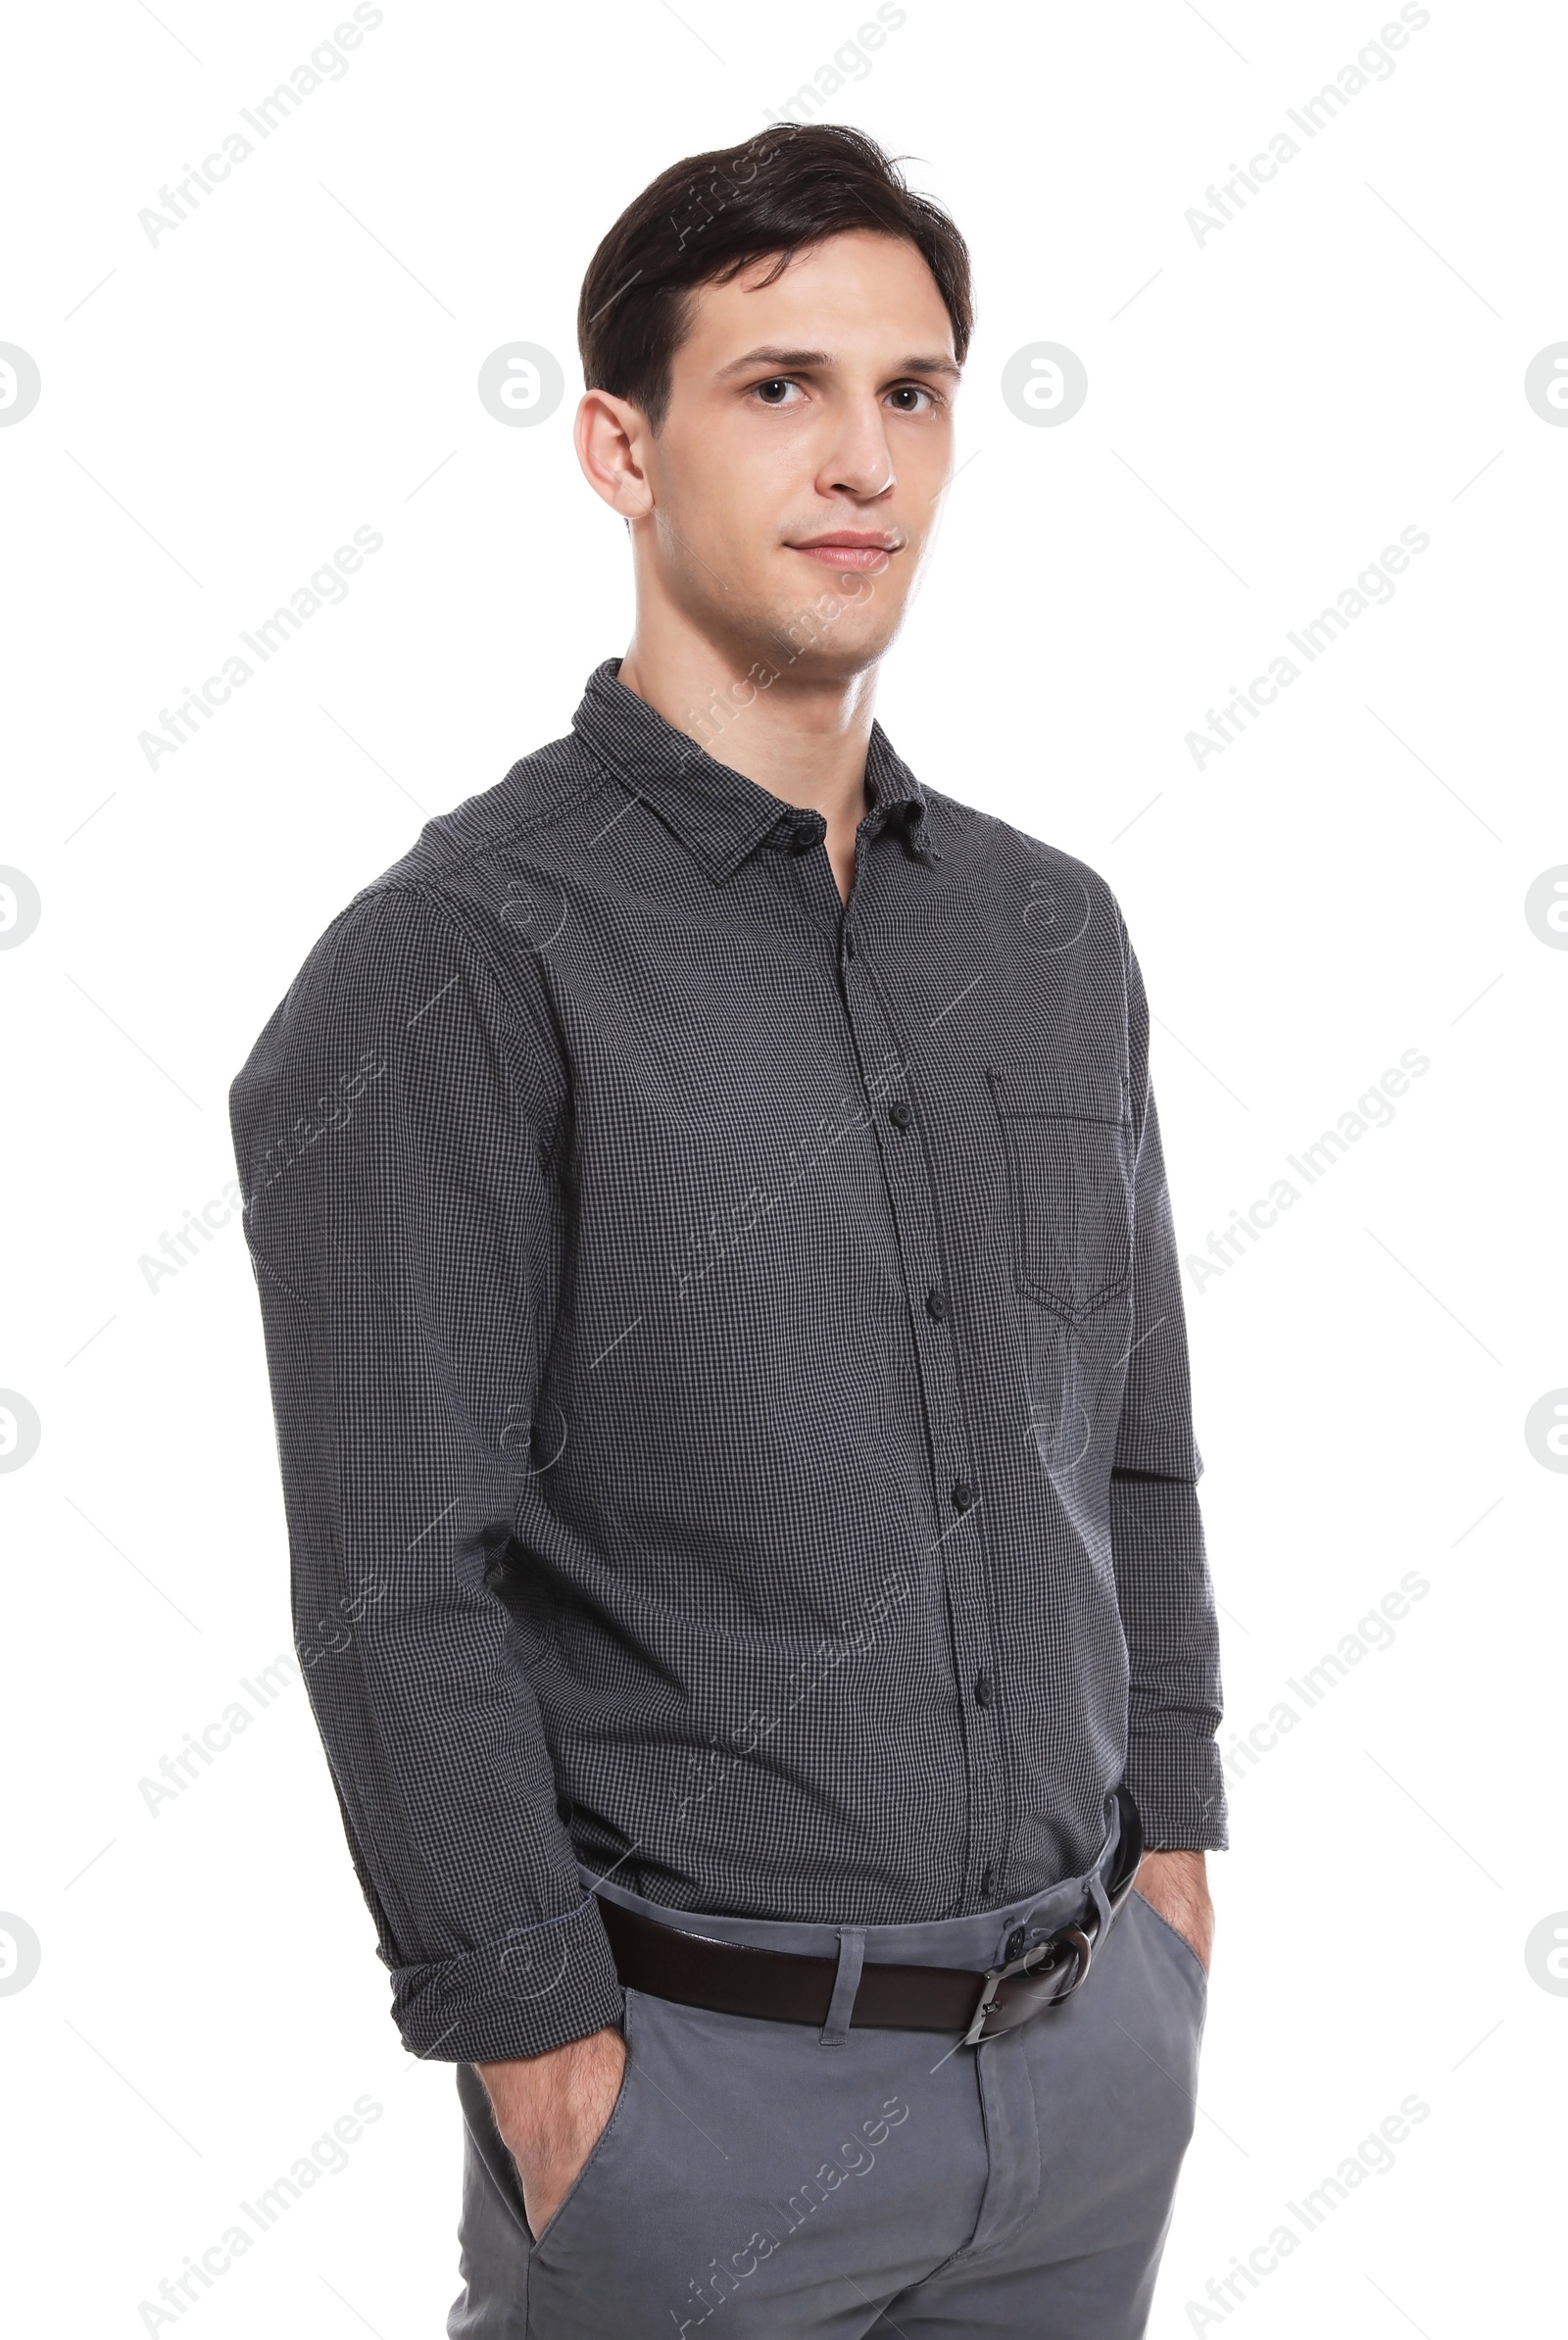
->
[818,1928,865,2047]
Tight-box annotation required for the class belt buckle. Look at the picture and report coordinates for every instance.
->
[960,1918,1096,2047]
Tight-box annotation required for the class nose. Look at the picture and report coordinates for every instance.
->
[816,399,897,502]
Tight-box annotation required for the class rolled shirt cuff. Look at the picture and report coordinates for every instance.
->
[1124,1732,1230,1853]
[387,1892,626,2063]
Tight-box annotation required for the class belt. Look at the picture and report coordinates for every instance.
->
[596,1785,1143,2047]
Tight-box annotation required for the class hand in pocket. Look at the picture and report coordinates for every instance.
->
[475,2023,629,2241]
[1133,1849,1212,1974]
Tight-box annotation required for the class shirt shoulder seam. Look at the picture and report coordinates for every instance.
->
[367,746,617,901]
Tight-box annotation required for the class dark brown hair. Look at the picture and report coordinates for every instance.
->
[576,124,973,433]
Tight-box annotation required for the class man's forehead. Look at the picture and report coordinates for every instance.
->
[676,237,957,366]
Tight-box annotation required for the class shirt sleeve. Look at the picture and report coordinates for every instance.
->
[228,884,625,2061]
[1108,932,1230,1852]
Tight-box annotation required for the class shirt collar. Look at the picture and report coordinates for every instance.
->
[570,657,935,884]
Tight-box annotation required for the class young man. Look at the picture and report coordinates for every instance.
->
[230,125,1227,2339]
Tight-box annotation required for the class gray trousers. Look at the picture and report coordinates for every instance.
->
[448,1834,1207,2339]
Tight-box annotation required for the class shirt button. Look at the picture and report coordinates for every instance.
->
[974,1673,994,1707]
[926,1289,950,1323]
[1004,1925,1027,1963]
[888,1100,914,1130]
[952,1481,977,1512]
[844,932,856,960]
[981,1863,996,1899]
[776,808,825,853]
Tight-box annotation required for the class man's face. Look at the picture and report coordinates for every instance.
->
[635,228,960,683]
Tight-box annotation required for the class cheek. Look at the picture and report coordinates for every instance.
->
[897,413,957,494]
[654,420,783,556]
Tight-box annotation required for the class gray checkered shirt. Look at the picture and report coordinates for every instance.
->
[229,658,1227,2063]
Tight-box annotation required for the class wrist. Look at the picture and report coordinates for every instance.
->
[475,2024,624,2160]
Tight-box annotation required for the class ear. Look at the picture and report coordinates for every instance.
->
[574,389,656,519]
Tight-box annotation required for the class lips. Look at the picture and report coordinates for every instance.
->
[787,535,903,571]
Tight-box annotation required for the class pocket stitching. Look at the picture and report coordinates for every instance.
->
[989,1071,1133,1325]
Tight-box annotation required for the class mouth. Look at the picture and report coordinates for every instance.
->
[785,533,904,572]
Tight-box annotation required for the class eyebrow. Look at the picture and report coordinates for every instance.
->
[713,344,963,383]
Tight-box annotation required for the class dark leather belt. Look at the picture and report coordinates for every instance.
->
[598,1785,1143,2047]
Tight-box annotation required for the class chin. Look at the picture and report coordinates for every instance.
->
[753,605,904,684]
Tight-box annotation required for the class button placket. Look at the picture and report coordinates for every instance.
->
[806,859,1006,1909]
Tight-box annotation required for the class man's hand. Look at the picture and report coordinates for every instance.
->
[1133,1848,1213,1974]
[475,2023,627,2242]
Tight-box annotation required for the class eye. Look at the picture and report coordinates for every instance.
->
[887,383,943,414]
[752,376,802,406]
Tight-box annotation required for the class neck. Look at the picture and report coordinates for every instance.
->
[615,606,878,834]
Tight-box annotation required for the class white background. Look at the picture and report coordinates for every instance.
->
[2,1,1564,2332]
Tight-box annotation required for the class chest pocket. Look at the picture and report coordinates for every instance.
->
[986,1063,1134,1324]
